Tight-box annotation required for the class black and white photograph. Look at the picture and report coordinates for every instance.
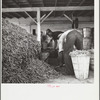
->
[2,0,95,84]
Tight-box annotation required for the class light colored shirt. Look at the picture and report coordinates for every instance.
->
[58,29,80,52]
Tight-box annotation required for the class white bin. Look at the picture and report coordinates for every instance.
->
[70,51,90,80]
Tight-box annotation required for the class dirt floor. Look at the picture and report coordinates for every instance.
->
[42,51,94,84]
[45,70,94,84]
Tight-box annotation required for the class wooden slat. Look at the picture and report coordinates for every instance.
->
[2,6,94,12]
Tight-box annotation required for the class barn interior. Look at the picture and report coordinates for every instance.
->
[2,0,94,83]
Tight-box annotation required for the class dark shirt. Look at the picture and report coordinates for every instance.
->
[51,31,63,40]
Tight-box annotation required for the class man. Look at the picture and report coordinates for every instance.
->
[46,29,63,49]
[58,29,83,75]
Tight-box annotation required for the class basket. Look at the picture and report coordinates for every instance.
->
[70,50,90,80]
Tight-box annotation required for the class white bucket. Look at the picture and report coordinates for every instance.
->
[71,55,90,80]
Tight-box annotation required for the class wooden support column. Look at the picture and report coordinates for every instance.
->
[37,8,41,44]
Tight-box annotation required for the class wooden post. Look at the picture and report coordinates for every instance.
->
[37,8,41,44]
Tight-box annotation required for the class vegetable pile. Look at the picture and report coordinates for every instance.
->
[69,50,90,57]
[2,19,60,83]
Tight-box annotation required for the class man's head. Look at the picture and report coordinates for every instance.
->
[46,29,52,37]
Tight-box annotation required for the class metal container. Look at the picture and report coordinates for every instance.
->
[83,27,91,38]
[83,37,92,50]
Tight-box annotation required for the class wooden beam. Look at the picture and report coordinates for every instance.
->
[41,0,44,6]
[55,0,58,6]
[54,0,58,17]
[40,14,46,20]
[24,11,37,24]
[37,8,41,43]
[61,0,72,16]
[70,0,86,17]
[84,11,93,16]
[4,13,15,18]
[77,11,85,16]
[27,0,33,7]
[2,6,94,12]
[63,14,73,22]
[79,0,86,6]
[41,10,53,24]
[12,0,20,7]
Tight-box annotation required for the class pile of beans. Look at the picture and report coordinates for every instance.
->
[69,50,90,56]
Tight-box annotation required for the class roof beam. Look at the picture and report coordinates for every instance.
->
[3,13,15,18]
[71,0,86,17]
[42,0,44,7]
[24,11,37,24]
[41,10,53,24]
[61,0,72,16]
[12,0,20,7]
[2,6,94,12]
[63,14,73,22]
[54,0,58,17]
[26,0,33,7]
[84,11,93,16]
[9,12,21,18]
[79,0,86,6]
[77,11,85,16]
[67,0,72,6]
[40,14,46,20]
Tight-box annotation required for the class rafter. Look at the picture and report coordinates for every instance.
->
[24,11,37,24]
[63,14,73,22]
[12,0,20,7]
[84,11,93,16]
[67,0,72,6]
[79,0,86,6]
[3,13,15,18]
[2,6,94,12]
[26,0,33,7]
[76,11,85,16]
[41,10,53,24]
[10,12,22,18]
[41,0,44,7]
[54,0,58,17]
[70,0,86,17]
[40,14,46,20]
[61,0,72,16]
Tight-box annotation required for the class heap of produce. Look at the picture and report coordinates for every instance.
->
[69,50,90,57]
[2,19,60,83]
